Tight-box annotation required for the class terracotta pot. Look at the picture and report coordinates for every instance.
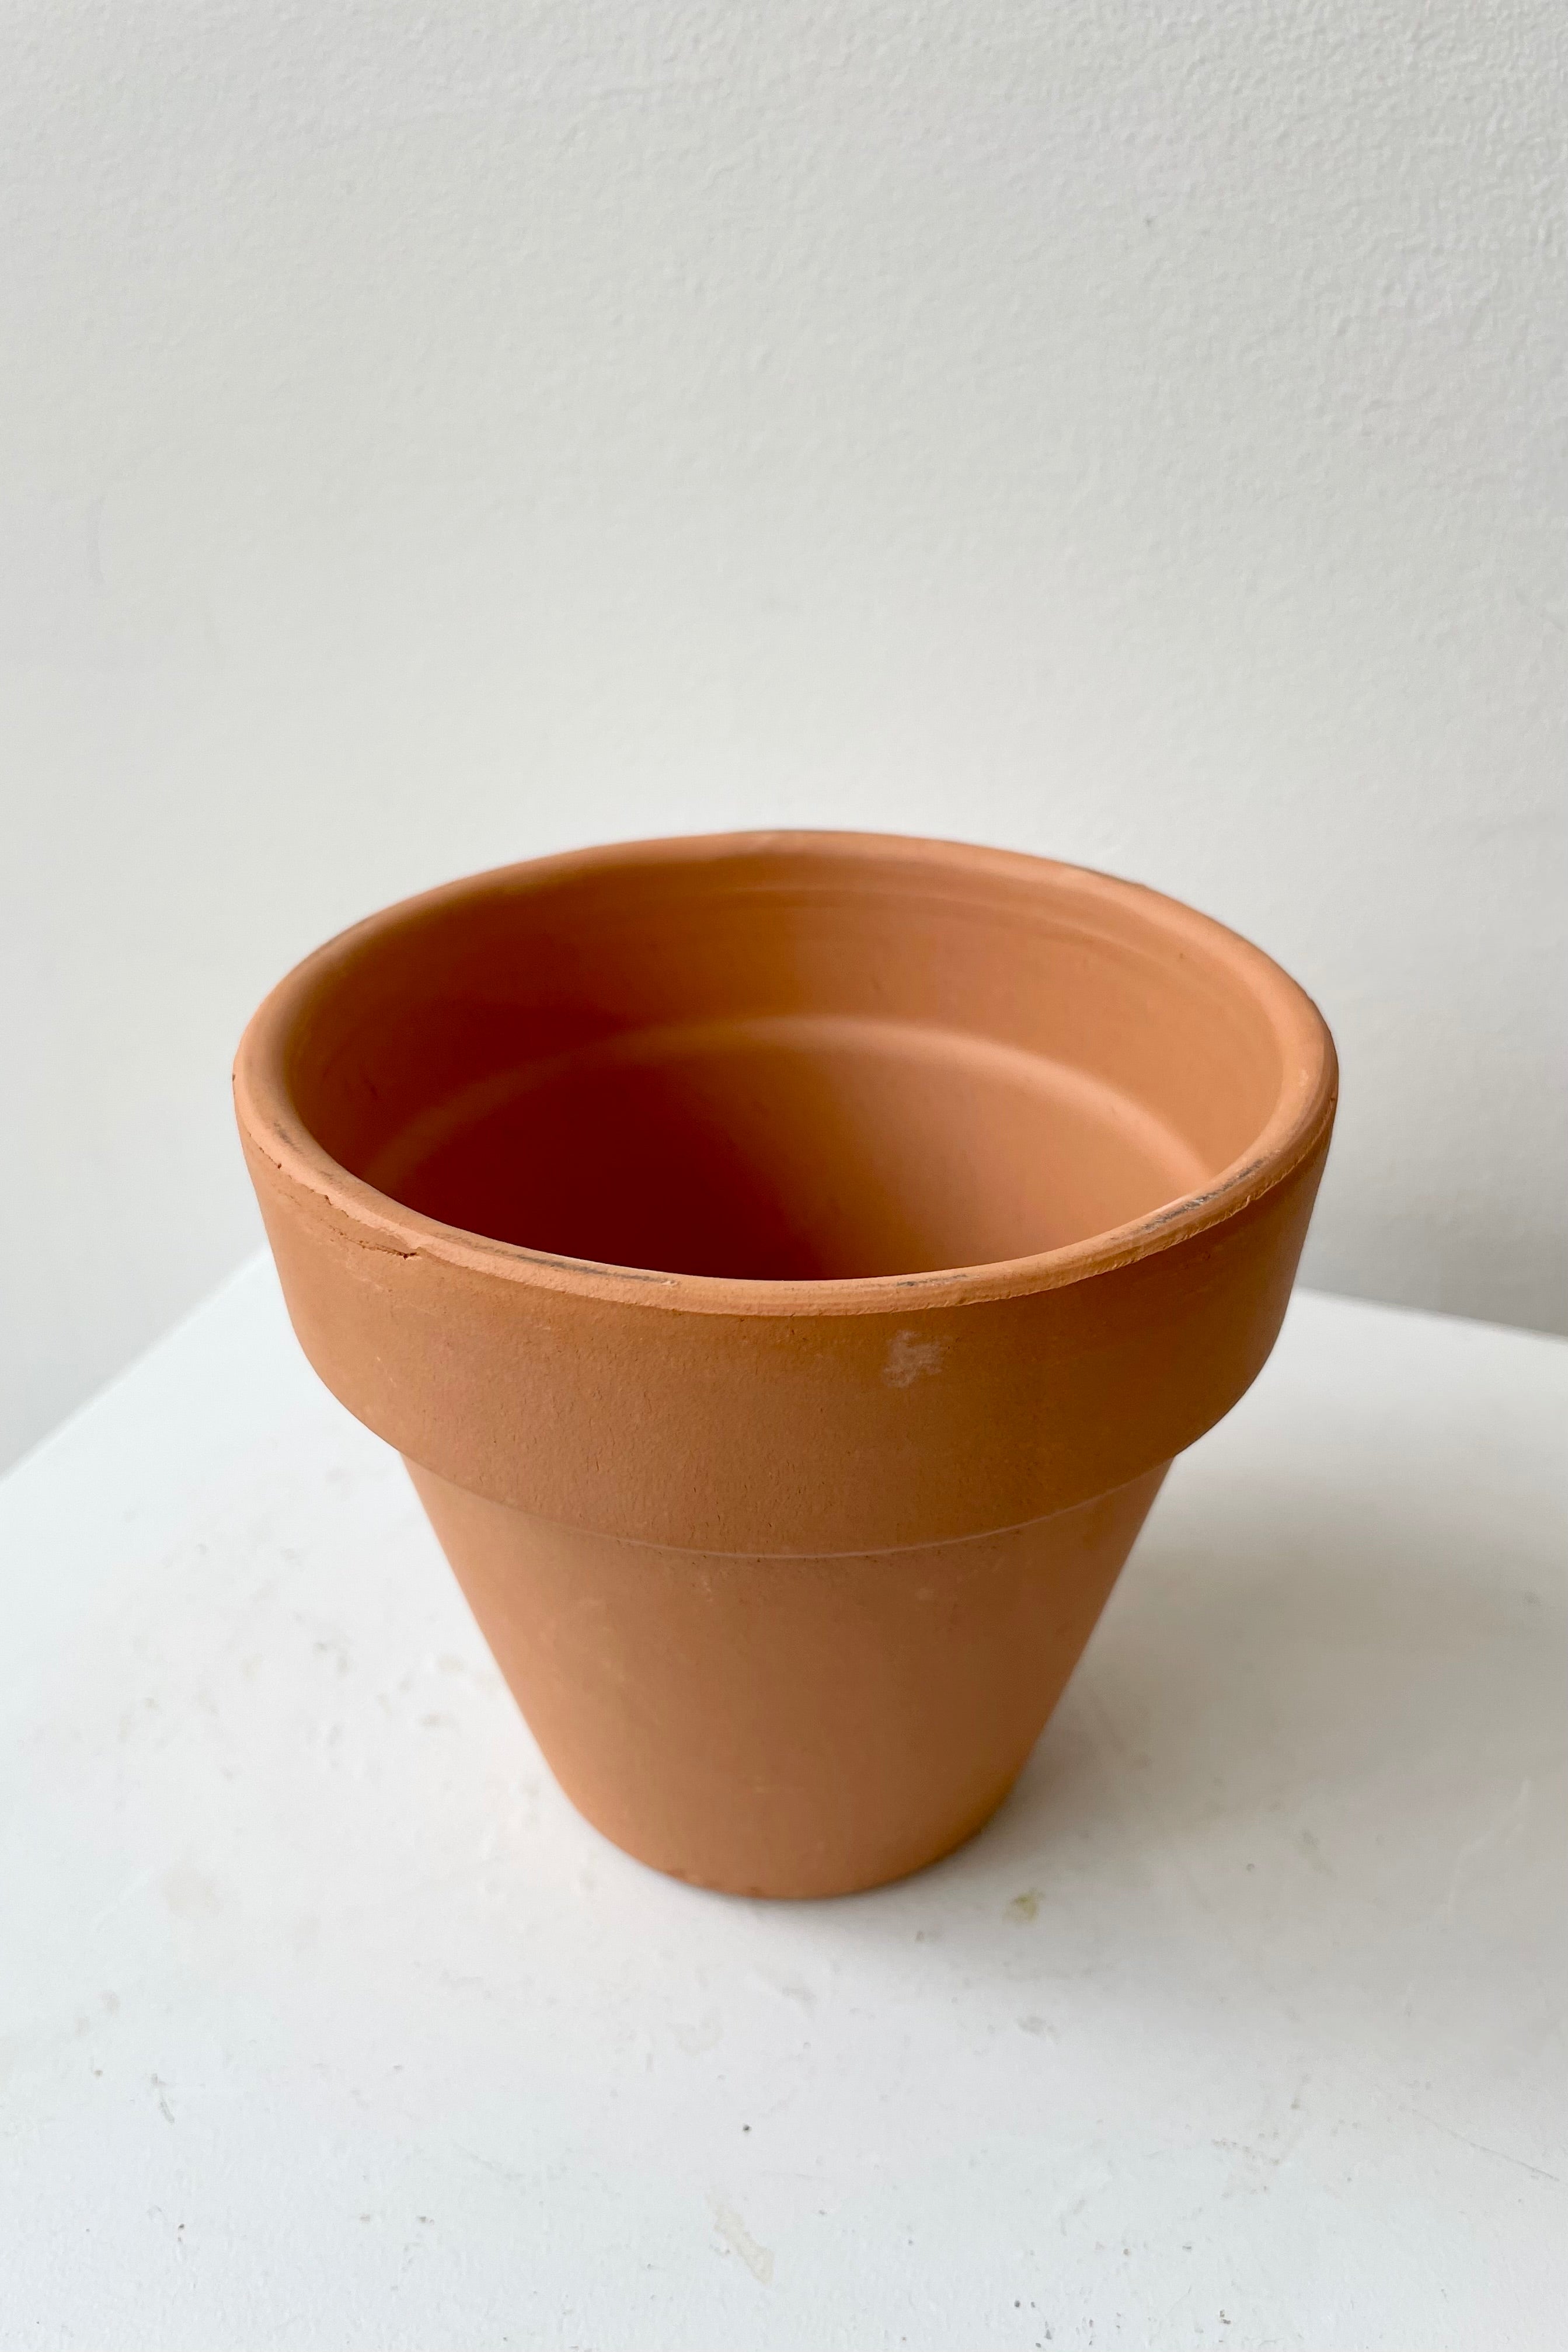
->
[235,832,1336,1898]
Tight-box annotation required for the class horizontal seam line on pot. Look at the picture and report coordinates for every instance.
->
[417,1478,1167,1564]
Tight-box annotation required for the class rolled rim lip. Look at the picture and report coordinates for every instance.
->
[233,830,1339,1318]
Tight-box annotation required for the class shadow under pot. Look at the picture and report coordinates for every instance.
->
[234,830,1337,1898]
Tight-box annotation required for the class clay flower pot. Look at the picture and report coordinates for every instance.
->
[235,832,1336,1898]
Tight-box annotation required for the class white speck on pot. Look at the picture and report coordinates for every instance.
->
[883,1330,946,1388]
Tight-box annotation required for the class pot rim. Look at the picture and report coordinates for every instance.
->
[233,829,1338,1318]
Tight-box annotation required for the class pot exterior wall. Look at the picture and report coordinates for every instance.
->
[406,1457,1169,1897]
[242,1127,1327,1555]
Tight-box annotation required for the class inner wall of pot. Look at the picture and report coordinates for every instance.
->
[286,845,1288,1280]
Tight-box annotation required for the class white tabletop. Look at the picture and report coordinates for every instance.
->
[2,1263,1563,2351]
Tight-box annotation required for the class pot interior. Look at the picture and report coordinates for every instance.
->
[285,843,1288,1280]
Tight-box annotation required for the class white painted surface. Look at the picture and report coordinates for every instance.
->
[1,1261,1563,2349]
[2,1,1565,1469]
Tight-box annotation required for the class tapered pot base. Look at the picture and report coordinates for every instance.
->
[406,1458,1169,1898]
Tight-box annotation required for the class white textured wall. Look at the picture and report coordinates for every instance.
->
[2,0,1564,1470]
